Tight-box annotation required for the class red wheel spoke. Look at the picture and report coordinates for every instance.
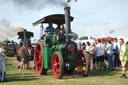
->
[38,60,42,64]
[37,55,42,63]
[56,62,60,65]
[36,49,40,53]
[83,62,87,65]
[39,54,42,59]
[36,60,42,65]
[55,61,57,64]
[56,69,60,73]
[54,64,57,69]
[54,63,60,69]
[35,62,38,65]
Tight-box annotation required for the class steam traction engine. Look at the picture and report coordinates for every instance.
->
[16,29,34,61]
[32,7,90,79]
[2,40,17,57]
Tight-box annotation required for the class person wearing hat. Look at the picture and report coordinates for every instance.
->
[44,23,55,36]
[0,45,7,82]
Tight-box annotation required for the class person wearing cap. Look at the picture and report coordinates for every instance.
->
[0,45,7,82]
[44,23,55,36]
[119,38,128,78]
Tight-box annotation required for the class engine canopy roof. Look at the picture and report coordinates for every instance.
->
[32,14,74,26]
[17,31,34,39]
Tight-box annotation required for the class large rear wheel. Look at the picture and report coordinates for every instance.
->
[34,42,47,75]
[52,51,64,79]
[77,51,90,77]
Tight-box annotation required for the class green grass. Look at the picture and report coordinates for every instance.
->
[1,57,128,85]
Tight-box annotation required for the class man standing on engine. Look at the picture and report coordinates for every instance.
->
[45,23,55,36]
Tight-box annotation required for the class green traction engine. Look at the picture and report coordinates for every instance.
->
[32,7,90,79]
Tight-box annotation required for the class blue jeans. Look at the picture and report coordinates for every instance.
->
[107,54,114,69]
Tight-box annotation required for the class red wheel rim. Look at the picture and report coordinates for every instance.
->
[52,53,61,77]
[77,52,87,75]
[34,44,43,74]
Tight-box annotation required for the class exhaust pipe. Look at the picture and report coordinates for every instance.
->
[64,7,72,41]
[24,29,27,44]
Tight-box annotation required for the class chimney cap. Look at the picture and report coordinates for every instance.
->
[64,7,71,10]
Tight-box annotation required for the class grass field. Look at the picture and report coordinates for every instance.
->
[1,57,128,85]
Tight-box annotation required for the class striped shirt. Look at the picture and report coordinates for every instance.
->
[45,26,55,35]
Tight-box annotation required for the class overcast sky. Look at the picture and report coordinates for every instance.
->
[0,0,128,42]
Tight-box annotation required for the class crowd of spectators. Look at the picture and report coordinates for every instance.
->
[77,38,128,78]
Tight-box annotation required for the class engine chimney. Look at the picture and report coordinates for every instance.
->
[64,7,71,41]
[24,29,27,43]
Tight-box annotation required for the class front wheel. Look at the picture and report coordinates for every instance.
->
[34,43,47,75]
[77,51,90,77]
[52,51,64,79]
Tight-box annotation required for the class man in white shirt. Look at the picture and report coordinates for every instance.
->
[95,39,105,70]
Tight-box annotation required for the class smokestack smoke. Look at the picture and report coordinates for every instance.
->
[0,19,24,42]
[9,0,68,10]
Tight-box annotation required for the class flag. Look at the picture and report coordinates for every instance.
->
[109,30,115,33]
